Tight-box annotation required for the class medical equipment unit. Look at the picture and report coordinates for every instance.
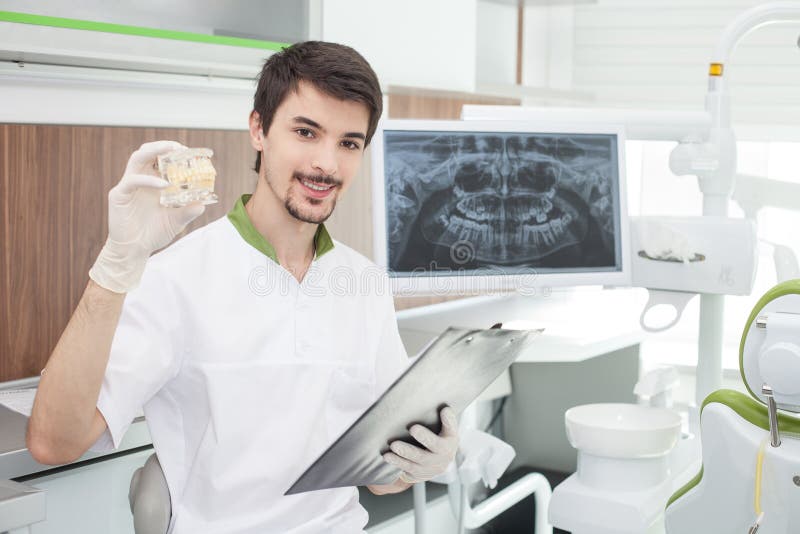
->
[462,0,800,410]
[366,3,800,533]
[370,120,631,296]
[546,281,800,534]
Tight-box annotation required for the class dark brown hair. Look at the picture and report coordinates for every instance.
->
[252,41,383,173]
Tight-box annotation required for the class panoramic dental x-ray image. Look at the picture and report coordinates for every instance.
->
[383,130,621,275]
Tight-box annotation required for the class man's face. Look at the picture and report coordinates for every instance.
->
[249,81,370,224]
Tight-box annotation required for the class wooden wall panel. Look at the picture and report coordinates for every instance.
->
[388,88,519,121]
[0,125,254,382]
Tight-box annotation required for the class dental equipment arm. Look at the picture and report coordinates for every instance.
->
[733,173,800,219]
[733,172,800,282]
[668,2,800,407]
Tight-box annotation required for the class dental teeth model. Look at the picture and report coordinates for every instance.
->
[157,148,219,207]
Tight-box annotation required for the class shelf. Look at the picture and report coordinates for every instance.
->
[479,0,596,6]
[0,10,286,79]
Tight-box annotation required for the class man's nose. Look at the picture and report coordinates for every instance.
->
[311,142,339,178]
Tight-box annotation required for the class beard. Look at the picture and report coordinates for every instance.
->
[267,169,341,224]
[285,192,336,224]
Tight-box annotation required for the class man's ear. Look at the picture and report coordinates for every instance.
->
[249,111,264,150]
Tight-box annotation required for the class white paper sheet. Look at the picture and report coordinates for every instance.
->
[0,388,37,417]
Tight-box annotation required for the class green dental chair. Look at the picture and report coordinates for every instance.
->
[665,280,800,533]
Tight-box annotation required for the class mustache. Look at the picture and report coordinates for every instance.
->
[293,171,342,187]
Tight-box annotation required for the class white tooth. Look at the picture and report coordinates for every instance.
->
[550,217,563,235]
[536,212,548,224]
[302,179,330,191]
[446,215,464,242]
[531,225,541,245]
[541,225,555,245]
[467,229,478,247]
[459,224,471,242]
[449,215,464,236]
[516,203,527,223]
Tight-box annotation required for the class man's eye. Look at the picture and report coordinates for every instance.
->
[341,140,361,150]
[296,128,314,138]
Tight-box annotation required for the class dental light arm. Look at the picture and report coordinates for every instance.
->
[668,2,800,406]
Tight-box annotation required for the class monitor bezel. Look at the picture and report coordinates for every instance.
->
[370,119,631,296]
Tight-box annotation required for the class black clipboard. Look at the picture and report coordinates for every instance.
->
[285,326,542,495]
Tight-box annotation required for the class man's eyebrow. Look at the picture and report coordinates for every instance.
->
[292,116,366,141]
[293,116,324,130]
[343,131,366,141]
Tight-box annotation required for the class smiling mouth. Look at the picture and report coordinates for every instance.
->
[300,178,334,191]
[294,174,339,199]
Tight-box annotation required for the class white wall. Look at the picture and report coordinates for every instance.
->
[523,5,575,91]
[476,1,518,85]
[321,0,478,93]
[570,0,800,132]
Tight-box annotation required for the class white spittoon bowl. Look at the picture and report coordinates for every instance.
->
[565,403,682,459]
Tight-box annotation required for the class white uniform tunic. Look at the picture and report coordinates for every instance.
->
[93,195,408,533]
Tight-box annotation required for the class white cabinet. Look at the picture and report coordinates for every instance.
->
[318,0,583,103]
[320,0,479,93]
[9,449,152,534]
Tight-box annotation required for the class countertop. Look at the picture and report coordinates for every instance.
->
[0,401,151,480]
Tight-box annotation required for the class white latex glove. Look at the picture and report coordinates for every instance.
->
[89,141,206,293]
[383,406,459,484]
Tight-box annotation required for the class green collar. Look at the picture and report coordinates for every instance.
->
[227,194,334,265]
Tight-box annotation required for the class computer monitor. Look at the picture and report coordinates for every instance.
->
[371,119,630,295]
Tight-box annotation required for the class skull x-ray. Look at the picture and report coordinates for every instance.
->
[382,130,622,275]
